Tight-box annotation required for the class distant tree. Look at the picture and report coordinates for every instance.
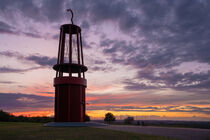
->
[17,115,26,122]
[104,112,116,123]
[141,121,145,126]
[124,117,134,124]
[0,110,53,123]
[84,114,90,122]
[0,110,13,122]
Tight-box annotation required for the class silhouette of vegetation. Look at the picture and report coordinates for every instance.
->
[0,110,11,122]
[104,112,116,123]
[124,116,134,124]
[0,110,53,123]
[84,114,90,122]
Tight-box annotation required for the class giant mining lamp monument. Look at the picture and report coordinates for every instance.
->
[53,9,87,122]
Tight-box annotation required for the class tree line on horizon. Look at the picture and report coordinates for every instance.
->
[0,110,53,123]
[0,110,135,124]
[0,110,90,123]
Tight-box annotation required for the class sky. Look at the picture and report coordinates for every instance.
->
[0,0,210,121]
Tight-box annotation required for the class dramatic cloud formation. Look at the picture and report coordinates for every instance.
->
[0,21,15,34]
[124,70,210,92]
[0,81,16,84]
[0,0,210,119]
[0,66,41,73]
[0,51,56,73]
[0,21,44,38]
[0,92,53,112]
[0,92,209,117]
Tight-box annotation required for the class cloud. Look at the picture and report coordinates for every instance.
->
[95,0,210,68]
[1,92,209,115]
[0,51,24,59]
[0,51,56,67]
[0,51,56,73]
[188,101,210,105]
[86,93,210,115]
[91,105,210,115]
[0,21,14,34]
[0,0,64,23]
[38,92,54,94]
[21,32,43,39]
[0,0,65,39]
[25,55,56,67]
[0,21,43,38]
[81,20,90,29]
[123,80,159,90]
[89,66,112,72]
[87,91,210,107]
[91,0,210,94]
[122,68,210,96]
[0,66,41,73]
[0,81,16,84]
[1,0,209,79]
[88,62,115,72]
[0,92,53,112]
[71,0,139,32]
[0,21,11,30]
[41,0,65,22]
[1,0,210,113]
[94,60,106,65]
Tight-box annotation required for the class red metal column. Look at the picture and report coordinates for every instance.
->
[53,24,87,122]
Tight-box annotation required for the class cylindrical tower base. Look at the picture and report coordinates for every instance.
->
[54,77,86,122]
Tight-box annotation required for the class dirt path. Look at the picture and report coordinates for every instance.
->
[96,125,210,140]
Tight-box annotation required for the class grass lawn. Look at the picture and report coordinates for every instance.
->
[0,122,175,140]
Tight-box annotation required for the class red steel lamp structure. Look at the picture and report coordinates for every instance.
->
[53,9,88,122]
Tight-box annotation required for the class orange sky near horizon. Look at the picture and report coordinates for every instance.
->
[3,83,210,121]
[11,109,210,121]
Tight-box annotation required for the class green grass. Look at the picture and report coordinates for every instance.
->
[0,122,175,140]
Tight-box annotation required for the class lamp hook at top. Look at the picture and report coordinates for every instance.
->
[67,9,74,24]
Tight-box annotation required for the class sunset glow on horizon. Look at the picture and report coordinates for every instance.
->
[1,0,210,121]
